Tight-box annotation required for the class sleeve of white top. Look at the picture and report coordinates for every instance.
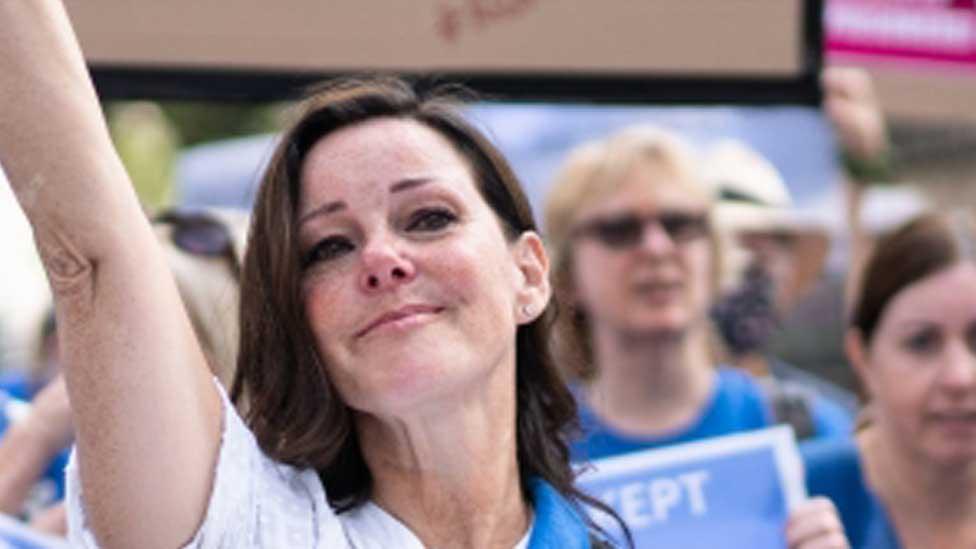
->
[65,380,348,549]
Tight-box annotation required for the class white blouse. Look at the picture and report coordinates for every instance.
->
[65,383,532,548]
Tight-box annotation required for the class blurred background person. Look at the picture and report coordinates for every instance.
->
[544,124,850,547]
[705,139,860,433]
[543,125,851,461]
[804,210,976,549]
[0,311,68,531]
[0,311,59,404]
[0,207,246,536]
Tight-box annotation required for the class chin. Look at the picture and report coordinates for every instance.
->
[626,312,692,336]
[347,373,448,416]
[350,355,490,415]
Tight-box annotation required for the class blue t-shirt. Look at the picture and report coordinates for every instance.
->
[0,389,68,511]
[0,371,41,402]
[526,478,593,548]
[572,367,852,462]
[802,438,901,549]
[806,392,855,439]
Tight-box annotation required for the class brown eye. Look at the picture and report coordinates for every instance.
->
[904,328,941,355]
[407,208,457,232]
[302,236,354,269]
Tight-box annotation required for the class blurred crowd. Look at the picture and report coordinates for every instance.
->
[0,62,971,549]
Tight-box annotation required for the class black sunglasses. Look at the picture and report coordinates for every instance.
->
[573,211,709,249]
[154,211,240,279]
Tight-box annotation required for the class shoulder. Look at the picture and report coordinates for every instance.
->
[525,478,593,548]
[801,437,872,512]
[807,394,855,438]
[754,368,855,440]
[801,438,898,548]
[67,380,348,548]
[712,366,769,410]
[701,367,771,430]
[769,360,860,414]
[802,437,860,481]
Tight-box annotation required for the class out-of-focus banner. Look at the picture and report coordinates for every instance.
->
[826,0,976,70]
[575,427,806,549]
[825,0,976,121]
[65,0,803,76]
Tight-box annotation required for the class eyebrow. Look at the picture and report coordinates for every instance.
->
[297,177,435,228]
[891,319,938,333]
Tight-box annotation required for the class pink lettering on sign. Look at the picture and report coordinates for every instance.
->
[434,0,540,43]
[826,0,976,70]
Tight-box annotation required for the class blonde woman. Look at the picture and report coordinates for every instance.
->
[545,125,849,548]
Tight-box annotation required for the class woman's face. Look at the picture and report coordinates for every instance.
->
[296,117,547,416]
[856,262,976,466]
[569,165,713,339]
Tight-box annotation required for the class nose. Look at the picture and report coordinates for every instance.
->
[938,342,976,392]
[638,221,677,255]
[358,235,416,292]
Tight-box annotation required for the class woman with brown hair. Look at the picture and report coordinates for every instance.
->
[804,210,976,549]
[0,2,609,548]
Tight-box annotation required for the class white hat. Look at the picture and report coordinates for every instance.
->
[703,140,830,309]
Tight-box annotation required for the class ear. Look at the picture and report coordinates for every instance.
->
[511,231,551,325]
[845,328,877,398]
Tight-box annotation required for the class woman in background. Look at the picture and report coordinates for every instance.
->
[0,208,247,535]
[544,126,850,459]
[805,210,976,549]
[545,125,849,548]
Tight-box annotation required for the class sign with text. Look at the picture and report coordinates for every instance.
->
[826,0,976,70]
[0,514,68,549]
[575,427,806,548]
[65,0,803,76]
[825,0,976,121]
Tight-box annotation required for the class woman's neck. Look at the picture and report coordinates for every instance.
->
[585,325,714,436]
[860,426,976,547]
[356,362,530,549]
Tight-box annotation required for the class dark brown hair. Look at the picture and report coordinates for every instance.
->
[230,76,622,539]
[851,209,976,345]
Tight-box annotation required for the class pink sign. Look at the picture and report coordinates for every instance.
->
[826,0,976,70]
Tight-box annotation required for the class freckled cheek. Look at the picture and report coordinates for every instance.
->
[439,247,517,331]
[301,273,351,353]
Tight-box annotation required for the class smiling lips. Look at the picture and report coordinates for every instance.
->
[356,304,443,338]
[928,411,976,435]
[930,411,976,422]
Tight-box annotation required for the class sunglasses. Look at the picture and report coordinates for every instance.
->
[739,231,798,251]
[573,211,709,249]
[154,210,240,279]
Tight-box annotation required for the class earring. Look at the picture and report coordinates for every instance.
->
[521,304,533,320]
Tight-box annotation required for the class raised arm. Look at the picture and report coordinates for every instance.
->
[0,2,221,547]
[822,67,891,314]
